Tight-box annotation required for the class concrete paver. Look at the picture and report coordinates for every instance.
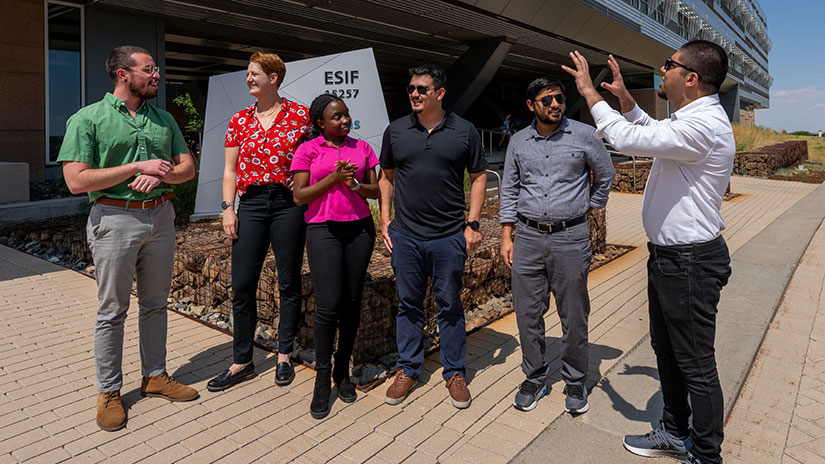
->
[0,176,820,463]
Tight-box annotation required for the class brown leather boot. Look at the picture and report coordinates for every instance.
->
[141,372,199,402]
[96,390,126,431]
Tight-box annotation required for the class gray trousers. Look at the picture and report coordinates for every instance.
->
[86,201,176,392]
[512,220,592,386]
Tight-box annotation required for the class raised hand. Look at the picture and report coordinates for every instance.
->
[561,50,598,97]
[601,55,632,104]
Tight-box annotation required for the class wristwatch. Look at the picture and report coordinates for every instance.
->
[349,179,362,191]
[465,221,480,231]
[221,201,234,210]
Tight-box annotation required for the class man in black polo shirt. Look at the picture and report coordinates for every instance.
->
[379,64,488,409]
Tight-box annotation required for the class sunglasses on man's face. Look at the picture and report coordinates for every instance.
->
[664,58,701,80]
[406,85,435,95]
[535,94,566,106]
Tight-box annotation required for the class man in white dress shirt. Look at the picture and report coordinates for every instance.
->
[564,40,734,464]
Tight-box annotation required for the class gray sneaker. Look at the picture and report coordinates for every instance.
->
[513,379,547,411]
[563,384,589,414]
[623,421,691,459]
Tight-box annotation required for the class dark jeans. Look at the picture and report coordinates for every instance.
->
[647,235,731,464]
[232,184,306,362]
[390,227,467,381]
[305,217,375,380]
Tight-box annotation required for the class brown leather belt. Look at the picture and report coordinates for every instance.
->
[95,192,175,210]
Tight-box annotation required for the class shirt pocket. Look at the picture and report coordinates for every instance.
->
[517,152,545,185]
[558,150,586,183]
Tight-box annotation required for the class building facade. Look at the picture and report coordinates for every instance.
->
[1,0,771,191]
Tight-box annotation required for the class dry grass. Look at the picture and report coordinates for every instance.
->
[732,124,825,162]
[732,123,788,152]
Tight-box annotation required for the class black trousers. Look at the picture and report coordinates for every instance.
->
[305,217,375,380]
[231,184,306,363]
[647,235,731,464]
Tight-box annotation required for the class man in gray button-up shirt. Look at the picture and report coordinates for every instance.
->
[500,76,613,414]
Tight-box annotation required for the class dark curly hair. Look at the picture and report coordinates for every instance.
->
[308,93,345,138]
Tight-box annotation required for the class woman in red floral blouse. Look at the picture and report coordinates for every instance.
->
[207,52,310,392]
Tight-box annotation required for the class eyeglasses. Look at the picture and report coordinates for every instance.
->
[406,85,435,95]
[664,58,701,80]
[131,65,160,75]
[534,94,566,106]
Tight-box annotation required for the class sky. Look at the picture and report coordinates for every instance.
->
[754,0,825,132]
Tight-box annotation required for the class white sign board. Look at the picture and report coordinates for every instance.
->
[192,48,389,221]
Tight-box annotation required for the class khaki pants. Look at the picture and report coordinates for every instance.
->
[86,201,176,393]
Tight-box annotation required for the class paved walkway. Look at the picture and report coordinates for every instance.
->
[0,176,818,463]
[724,196,825,463]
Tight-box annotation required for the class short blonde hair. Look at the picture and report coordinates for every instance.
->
[250,51,286,87]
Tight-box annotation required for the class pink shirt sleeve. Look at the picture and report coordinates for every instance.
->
[362,141,379,170]
[290,141,315,172]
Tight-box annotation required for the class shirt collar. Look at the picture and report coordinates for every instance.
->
[671,94,719,120]
[245,98,292,116]
[315,135,357,148]
[105,92,146,112]
[408,109,455,131]
[528,116,570,139]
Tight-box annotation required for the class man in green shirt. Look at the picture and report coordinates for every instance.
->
[58,45,198,432]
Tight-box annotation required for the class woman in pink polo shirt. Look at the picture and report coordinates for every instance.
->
[291,94,379,419]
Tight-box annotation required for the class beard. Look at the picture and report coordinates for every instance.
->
[535,111,562,126]
[130,81,158,100]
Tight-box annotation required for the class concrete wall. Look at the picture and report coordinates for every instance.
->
[740,107,755,126]
[84,7,165,108]
[0,0,45,184]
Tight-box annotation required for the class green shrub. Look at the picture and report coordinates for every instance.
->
[171,173,198,224]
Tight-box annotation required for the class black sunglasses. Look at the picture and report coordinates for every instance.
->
[406,85,436,95]
[534,94,566,106]
[664,58,702,80]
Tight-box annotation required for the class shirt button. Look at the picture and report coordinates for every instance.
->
[546,155,549,158]
[544,194,547,197]
[140,147,145,150]
[138,128,142,131]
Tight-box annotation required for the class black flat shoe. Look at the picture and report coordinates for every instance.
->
[207,362,256,392]
[275,361,295,386]
[336,377,357,403]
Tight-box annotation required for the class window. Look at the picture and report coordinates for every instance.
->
[651,3,665,24]
[46,1,84,164]
[678,12,690,39]
[625,0,648,15]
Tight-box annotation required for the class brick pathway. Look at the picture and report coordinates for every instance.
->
[0,176,817,463]
[724,200,825,463]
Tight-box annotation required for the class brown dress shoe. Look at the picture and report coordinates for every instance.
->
[141,372,200,402]
[384,370,416,405]
[446,372,471,409]
[96,390,126,431]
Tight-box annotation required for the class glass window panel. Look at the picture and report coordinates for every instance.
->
[47,3,82,163]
